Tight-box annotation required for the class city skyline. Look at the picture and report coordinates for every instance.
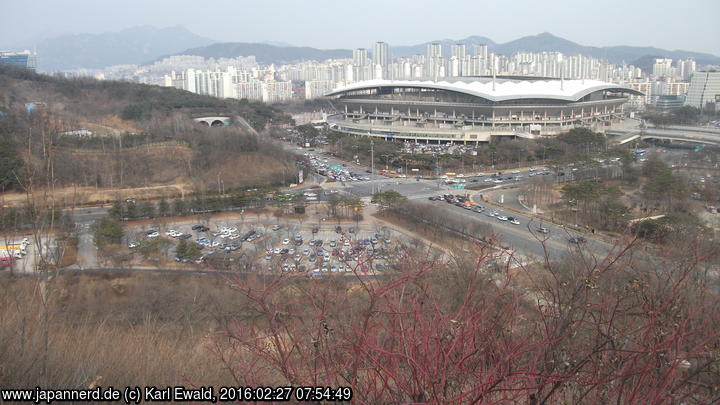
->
[2,0,719,56]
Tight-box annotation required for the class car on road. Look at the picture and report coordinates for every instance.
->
[128,242,140,248]
[568,236,587,244]
[497,215,508,221]
[271,225,282,231]
[282,238,290,245]
[510,219,521,225]
[146,230,159,238]
[536,227,550,234]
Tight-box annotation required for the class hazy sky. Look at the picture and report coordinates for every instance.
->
[2,0,719,55]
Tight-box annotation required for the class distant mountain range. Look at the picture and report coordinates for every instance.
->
[14,26,215,71]
[11,27,720,72]
[171,32,720,69]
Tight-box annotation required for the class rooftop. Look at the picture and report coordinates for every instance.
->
[327,77,643,102]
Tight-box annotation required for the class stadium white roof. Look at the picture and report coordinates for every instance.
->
[326,78,643,102]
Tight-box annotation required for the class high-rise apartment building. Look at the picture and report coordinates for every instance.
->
[353,48,368,66]
[372,42,389,67]
[427,43,442,59]
[652,58,673,77]
[451,44,466,60]
[474,44,488,59]
[678,59,696,80]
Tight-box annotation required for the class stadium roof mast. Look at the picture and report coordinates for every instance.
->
[492,59,496,92]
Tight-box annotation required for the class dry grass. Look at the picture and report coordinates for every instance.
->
[0,272,242,388]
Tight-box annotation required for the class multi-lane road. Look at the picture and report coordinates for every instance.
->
[291,141,622,261]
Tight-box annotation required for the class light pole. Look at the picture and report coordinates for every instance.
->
[370,140,375,193]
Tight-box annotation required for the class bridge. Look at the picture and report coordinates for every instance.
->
[609,126,720,146]
[193,116,231,127]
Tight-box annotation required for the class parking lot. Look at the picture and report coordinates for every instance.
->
[126,218,407,275]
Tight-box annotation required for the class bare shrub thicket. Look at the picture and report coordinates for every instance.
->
[209,236,719,403]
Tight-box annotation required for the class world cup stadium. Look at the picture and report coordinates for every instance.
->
[325,77,643,144]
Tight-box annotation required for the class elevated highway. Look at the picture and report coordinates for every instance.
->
[609,126,720,146]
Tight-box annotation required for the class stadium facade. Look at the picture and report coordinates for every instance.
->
[325,77,642,143]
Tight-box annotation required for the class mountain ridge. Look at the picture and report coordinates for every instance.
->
[11,27,720,71]
[172,32,720,67]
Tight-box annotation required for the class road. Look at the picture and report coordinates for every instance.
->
[282,139,624,261]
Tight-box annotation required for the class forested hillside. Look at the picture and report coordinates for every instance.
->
[0,66,296,200]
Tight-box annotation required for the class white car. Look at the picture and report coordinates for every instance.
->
[165,230,177,237]
[146,231,159,238]
[510,219,521,225]
[282,238,290,245]
[497,216,508,221]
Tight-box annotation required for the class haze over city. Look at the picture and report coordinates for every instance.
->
[2,0,720,55]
